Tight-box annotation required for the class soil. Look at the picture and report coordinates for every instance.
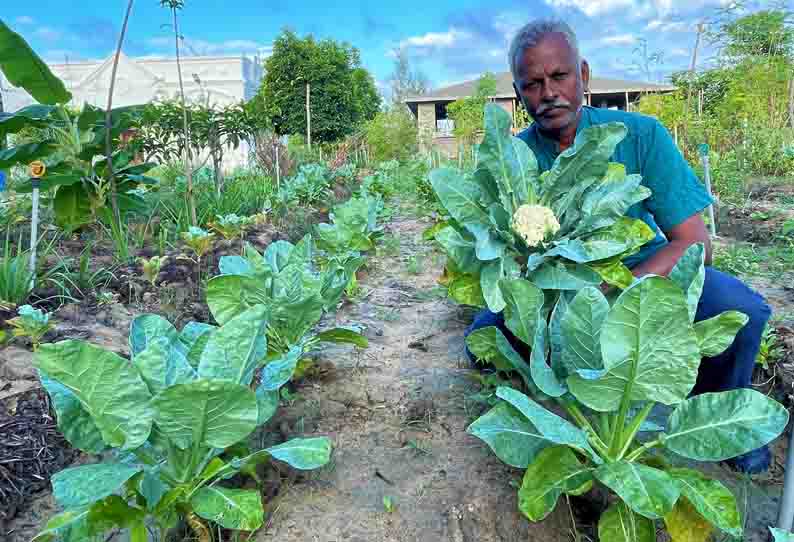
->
[2,199,794,541]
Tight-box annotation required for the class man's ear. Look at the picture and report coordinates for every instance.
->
[581,59,590,92]
[513,81,528,111]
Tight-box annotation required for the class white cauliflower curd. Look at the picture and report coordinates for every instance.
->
[511,204,560,247]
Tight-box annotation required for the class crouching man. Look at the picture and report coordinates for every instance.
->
[465,19,771,473]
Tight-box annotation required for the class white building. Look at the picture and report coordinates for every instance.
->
[3,52,265,168]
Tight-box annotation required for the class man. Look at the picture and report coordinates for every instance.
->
[465,19,772,473]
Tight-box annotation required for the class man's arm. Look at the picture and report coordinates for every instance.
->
[630,214,713,278]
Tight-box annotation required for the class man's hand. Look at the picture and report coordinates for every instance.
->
[630,214,712,278]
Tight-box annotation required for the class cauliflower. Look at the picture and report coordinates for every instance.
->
[511,204,560,247]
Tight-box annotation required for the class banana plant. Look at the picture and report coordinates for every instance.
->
[34,307,332,541]
[465,248,789,541]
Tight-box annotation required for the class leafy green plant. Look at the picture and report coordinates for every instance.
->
[383,495,396,513]
[274,163,331,213]
[0,232,35,310]
[713,243,762,277]
[756,324,784,370]
[48,243,116,302]
[206,235,367,364]
[181,227,215,288]
[209,213,254,241]
[139,256,167,286]
[34,308,332,541]
[8,304,54,351]
[315,191,383,256]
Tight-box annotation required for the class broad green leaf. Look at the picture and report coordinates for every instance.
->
[255,386,280,426]
[429,167,490,226]
[0,141,56,170]
[545,217,654,265]
[589,257,635,290]
[133,340,196,396]
[434,226,480,272]
[594,461,680,519]
[229,437,333,473]
[219,255,255,276]
[179,321,215,349]
[574,174,650,235]
[264,240,295,273]
[52,463,141,508]
[599,276,700,404]
[446,266,486,307]
[259,345,303,391]
[664,497,715,542]
[138,469,168,511]
[314,327,369,348]
[206,274,267,325]
[499,278,544,345]
[0,20,71,104]
[39,372,106,454]
[494,329,541,395]
[668,468,741,537]
[528,322,567,398]
[479,103,538,212]
[422,220,449,241]
[33,508,93,542]
[191,487,263,531]
[566,372,624,412]
[548,292,570,377]
[771,528,794,541]
[664,388,789,461]
[466,401,549,468]
[85,495,146,534]
[152,379,258,450]
[0,105,55,136]
[518,446,592,521]
[481,259,507,312]
[36,341,153,450]
[693,311,748,357]
[466,222,506,261]
[54,184,92,231]
[598,502,655,542]
[528,261,602,290]
[129,314,178,356]
[465,326,514,372]
[560,286,608,377]
[198,304,267,385]
[669,244,706,322]
[496,387,595,460]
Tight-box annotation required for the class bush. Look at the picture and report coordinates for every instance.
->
[364,108,418,163]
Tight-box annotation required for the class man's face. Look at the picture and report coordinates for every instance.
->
[513,33,588,134]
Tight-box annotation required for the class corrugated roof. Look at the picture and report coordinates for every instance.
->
[405,71,675,103]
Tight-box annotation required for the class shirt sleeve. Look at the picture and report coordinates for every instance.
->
[639,119,713,232]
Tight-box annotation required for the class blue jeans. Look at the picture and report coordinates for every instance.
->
[464,267,771,394]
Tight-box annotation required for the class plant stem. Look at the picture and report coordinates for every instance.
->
[609,364,638,457]
[172,5,197,226]
[616,402,655,461]
[625,438,662,462]
[559,400,610,459]
[596,412,612,444]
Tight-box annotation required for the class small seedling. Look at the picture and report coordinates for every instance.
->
[96,290,118,306]
[383,495,396,513]
[139,256,167,286]
[181,227,215,290]
[209,213,254,241]
[757,324,784,370]
[8,305,54,351]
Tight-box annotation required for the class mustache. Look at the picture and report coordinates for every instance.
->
[537,101,571,115]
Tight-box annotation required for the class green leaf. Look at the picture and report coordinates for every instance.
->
[33,508,92,542]
[481,260,507,312]
[496,387,596,460]
[151,379,258,450]
[54,183,93,232]
[669,243,706,322]
[130,314,178,356]
[771,528,794,541]
[191,487,263,531]
[36,341,153,450]
[266,437,333,469]
[589,257,635,290]
[39,372,106,454]
[52,463,141,508]
[429,167,490,227]
[0,20,71,104]
[574,173,650,235]
[478,103,539,212]
[444,263,486,307]
[466,326,513,372]
[667,468,741,537]
[528,261,602,290]
[664,497,715,542]
[466,402,549,468]
[518,446,592,521]
[255,386,280,426]
[131,340,196,397]
[0,105,55,136]
[219,255,255,276]
[434,226,480,272]
[179,322,216,366]
[664,388,789,461]
[138,469,168,511]
[499,278,544,345]
[206,274,267,325]
[544,218,654,265]
[693,311,749,357]
[198,304,268,385]
[528,322,567,398]
[465,222,506,261]
[314,327,369,348]
[594,461,680,519]
[598,502,655,542]
[548,292,571,377]
[0,141,56,170]
[259,345,303,391]
[264,240,295,273]
[560,286,608,377]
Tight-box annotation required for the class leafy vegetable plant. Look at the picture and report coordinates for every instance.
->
[429,104,790,540]
[139,255,166,286]
[8,304,54,351]
[34,308,332,541]
[209,213,254,241]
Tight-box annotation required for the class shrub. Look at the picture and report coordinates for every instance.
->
[364,108,418,163]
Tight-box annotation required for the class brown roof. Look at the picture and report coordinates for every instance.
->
[405,71,675,103]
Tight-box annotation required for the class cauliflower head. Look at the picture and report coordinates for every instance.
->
[511,204,560,247]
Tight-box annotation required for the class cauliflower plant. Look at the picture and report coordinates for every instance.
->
[511,204,560,247]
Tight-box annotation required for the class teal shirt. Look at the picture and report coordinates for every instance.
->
[517,106,713,268]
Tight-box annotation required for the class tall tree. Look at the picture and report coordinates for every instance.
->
[253,30,380,143]
[389,48,429,106]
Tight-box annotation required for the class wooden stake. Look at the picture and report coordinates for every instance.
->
[306,82,311,150]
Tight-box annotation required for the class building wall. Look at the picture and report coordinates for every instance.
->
[417,103,436,151]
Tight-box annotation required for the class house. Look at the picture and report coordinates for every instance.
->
[404,71,675,154]
[3,52,265,167]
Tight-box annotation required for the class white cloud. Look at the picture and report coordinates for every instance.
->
[546,0,633,16]
[547,0,732,17]
[15,16,35,25]
[147,37,271,56]
[601,34,637,45]
[644,19,692,32]
[35,27,63,41]
[400,28,470,49]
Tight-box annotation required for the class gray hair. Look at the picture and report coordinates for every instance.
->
[508,19,580,79]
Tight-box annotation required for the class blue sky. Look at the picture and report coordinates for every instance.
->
[3,0,768,95]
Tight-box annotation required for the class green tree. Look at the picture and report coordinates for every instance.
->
[719,9,794,60]
[253,30,380,143]
[364,107,418,162]
[447,72,498,148]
